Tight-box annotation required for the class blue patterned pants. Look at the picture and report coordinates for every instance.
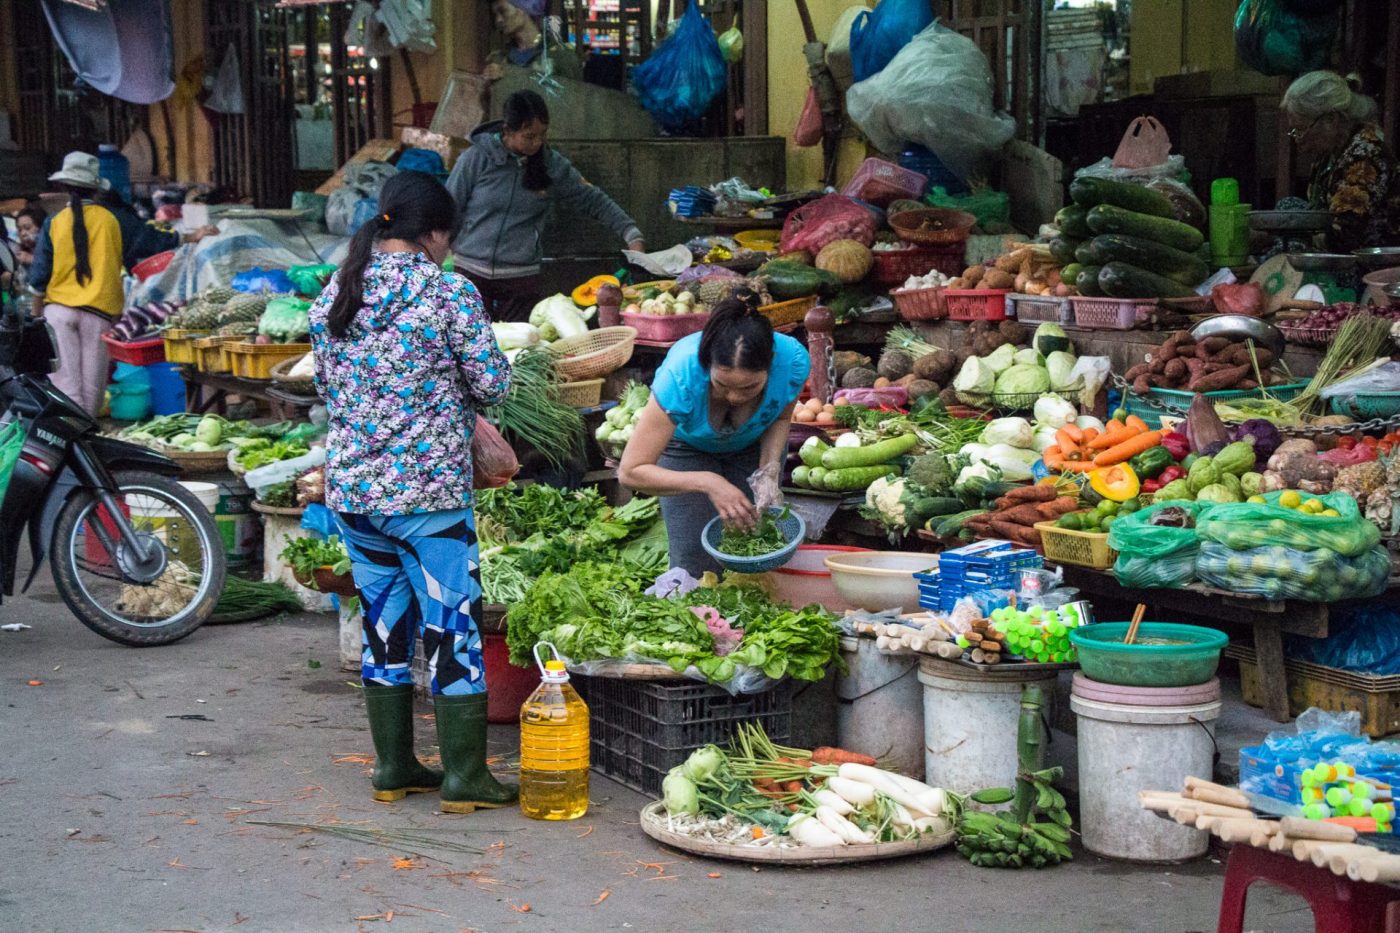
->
[336,509,486,696]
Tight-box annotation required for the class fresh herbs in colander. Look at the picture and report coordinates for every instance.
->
[718,506,792,557]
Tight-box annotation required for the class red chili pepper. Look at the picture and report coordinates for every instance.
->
[1382,441,1395,455]
[1363,435,1379,448]
[1337,436,1358,450]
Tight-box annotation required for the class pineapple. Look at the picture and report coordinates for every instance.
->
[218,292,270,326]
[204,286,238,305]
[218,321,258,338]
[696,278,738,309]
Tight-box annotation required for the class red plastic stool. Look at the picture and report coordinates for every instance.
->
[1218,844,1400,933]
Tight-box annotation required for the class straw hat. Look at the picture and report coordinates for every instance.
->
[48,151,110,191]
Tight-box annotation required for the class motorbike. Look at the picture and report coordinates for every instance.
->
[0,297,225,645]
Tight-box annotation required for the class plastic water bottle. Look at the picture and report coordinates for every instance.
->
[519,643,590,821]
[98,144,132,204]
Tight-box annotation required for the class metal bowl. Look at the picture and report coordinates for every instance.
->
[1286,252,1357,273]
[1189,314,1286,358]
[1355,247,1400,270]
[1248,210,1330,232]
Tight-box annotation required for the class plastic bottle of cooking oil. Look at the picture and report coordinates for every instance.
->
[520,643,590,820]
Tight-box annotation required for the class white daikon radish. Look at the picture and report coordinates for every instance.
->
[816,806,875,845]
[827,775,876,807]
[837,763,937,816]
[912,815,952,834]
[813,789,854,816]
[787,813,845,847]
[891,802,915,830]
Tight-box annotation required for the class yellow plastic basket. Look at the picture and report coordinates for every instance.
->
[225,342,313,381]
[163,328,207,365]
[1035,520,1117,570]
[193,335,233,374]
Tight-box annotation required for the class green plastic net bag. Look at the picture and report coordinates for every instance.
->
[287,264,337,298]
[257,297,312,343]
[1109,501,1206,589]
[1196,490,1380,557]
[924,186,1011,229]
[1195,540,1390,602]
[0,419,24,503]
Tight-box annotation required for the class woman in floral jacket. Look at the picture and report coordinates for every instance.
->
[1282,71,1400,253]
[309,171,517,814]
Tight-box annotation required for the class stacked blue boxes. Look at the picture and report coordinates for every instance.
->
[916,540,1043,613]
[668,186,718,219]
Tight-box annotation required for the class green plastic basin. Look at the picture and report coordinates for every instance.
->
[1068,622,1228,687]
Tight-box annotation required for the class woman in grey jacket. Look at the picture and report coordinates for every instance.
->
[446,90,644,322]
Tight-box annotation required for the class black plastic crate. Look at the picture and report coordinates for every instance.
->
[572,676,792,797]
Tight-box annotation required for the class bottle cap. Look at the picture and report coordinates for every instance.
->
[545,661,565,672]
[1211,178,1240,206]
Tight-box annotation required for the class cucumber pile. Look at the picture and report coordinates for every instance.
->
[1055,177,1208,300]
[791,433,916,492]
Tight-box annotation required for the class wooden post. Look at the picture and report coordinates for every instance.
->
[805,303,835,403]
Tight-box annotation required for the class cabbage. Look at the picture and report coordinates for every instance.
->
[492,322,541,350]
[1033,394,1077,429]
[953,357,996,404]
[994,364,1050,396]
[1031,423,1060,453]
[980,417,1033,449]
[1014,347,1044,368]
[963,442,1038,482]
[1075,415,1107,433]
[983,343,1017,375]
[528,294,588,341]
[1045,351,1079,391]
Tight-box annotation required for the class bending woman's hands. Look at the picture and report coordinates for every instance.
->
[705,475,759,532]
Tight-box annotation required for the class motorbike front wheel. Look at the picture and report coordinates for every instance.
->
[51,470,226,646]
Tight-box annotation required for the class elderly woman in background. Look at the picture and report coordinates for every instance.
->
[1281,71,1400,253]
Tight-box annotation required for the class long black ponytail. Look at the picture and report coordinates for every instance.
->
[325,171,459,338]
[503,90,553,193]
[65,187,92,286]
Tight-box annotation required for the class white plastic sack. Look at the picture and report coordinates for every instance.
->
[206,44,245,115]
[624,244,693,276]
[845,23,1015,183]
[244,447,327,495]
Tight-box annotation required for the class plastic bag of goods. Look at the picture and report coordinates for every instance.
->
[1195,540,1389,602]
[779,194,877,254]
[1195,490,1381,557]
[1233,0,1339,77]
[845,23,1016,184]
[1108,501,1206,590]
[631,1,728,132]
[849,0,934,82]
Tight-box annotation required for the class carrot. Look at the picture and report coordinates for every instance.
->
[810,747,878,767]
[782,780,805,794]
[1088,423,1139,450]
[1054,427,1081,460]
[1057,460,1097,473]
[751,825,766,839]
[1124,415,1149,434]
[1042,445,1065,470]
[1093,431,1163,466]
[1059,423,1085,445]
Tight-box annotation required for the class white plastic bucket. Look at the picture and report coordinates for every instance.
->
[918,659,1058,795]
[1071,693,1222,862]
[837,636,924,779]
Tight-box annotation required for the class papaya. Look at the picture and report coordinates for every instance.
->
[571,274,620,307]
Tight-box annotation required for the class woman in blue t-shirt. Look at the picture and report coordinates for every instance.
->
[619,291,811,574]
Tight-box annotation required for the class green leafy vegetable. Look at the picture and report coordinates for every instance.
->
[716,507,791,558]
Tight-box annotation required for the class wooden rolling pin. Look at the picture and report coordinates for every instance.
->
[1171,800,1255,821]
[1308,842,1377,874]
[1268,832,1294,852]
[1347,856,1400,884]
[1202,818,1278,844]
[1184,776,1251,809]
[1278,817,1357,843]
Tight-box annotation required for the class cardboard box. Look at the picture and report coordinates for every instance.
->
[314,138,402,196]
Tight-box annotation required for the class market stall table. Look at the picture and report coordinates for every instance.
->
[180,367,316,420]
[1056,565,1338,723]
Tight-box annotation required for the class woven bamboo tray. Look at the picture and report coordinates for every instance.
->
[269,354,316,395]
[252,501,306,517]
[638,802,955,865]
[162,446,235,474]
[551,327,637,381]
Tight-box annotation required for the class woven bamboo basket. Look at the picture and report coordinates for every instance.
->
[555,378,604,408]
[550,326,637,381]
[269,354,317,395]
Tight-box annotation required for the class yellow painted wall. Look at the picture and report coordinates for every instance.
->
[1129,0,1239,96]
[767,0,868,190]
[147,0,213,184]
[0,3,18,118]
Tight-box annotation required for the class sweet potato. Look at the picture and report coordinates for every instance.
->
[1190,363,1250,392]
[1158,331,1192,355]
[999,503,1049,526]
[1183,358,1206,380]
[1165,358,1188,382]
[990,519,1042,547]
[1124,363,1151,382]
[1237,378,1259,390]
[1150,357,1169,374]
[1035,496,1081,520]
[963,264,985,286]
[1198,336,1232,357]
[1001,485,1058,504]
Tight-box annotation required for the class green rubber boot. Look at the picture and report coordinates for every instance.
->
[363,684,443,802]
[434,693,519,813]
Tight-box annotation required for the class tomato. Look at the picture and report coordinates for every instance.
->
[1381,441,1395,455]
[1362,435,1379,448]
[1337,436,1358,450]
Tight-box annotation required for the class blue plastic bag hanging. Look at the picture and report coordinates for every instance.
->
[1233,0,1338,77]
[232,266,296,295]
[849,0,935,83]
[631,0,728,132]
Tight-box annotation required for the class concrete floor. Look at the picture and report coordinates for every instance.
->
[0,572,1315,933]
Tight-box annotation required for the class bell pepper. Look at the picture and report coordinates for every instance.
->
[1141,478,1163,495]
[1128,446,1175,480]
[1157,464,1186,485]
[1088,463,1141,503]
[1161,431,1191,461]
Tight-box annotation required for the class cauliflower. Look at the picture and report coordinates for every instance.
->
[866,476,908,525]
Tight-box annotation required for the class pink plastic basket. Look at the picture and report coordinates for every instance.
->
[1070,296,1153,330]
[101,333,166,366]
[942,288,1012,322]
[840,158,928,207]
[870,245,966,286]
[621,310,709,343]
[891,286,946,321]
[1006,293,1073,325]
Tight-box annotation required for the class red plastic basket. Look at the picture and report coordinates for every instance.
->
[621,310,709,343]
[840,158,928,207]
[870,245,966,286]
[1070,296,1152,330]
[131,250,176,282]
[891,286,946,321]
[942,288,1012,322]
[101,333,166,365]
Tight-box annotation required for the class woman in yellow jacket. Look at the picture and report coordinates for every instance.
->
[27,152,217,413]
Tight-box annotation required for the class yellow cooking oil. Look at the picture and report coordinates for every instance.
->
[519,659,590,820]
